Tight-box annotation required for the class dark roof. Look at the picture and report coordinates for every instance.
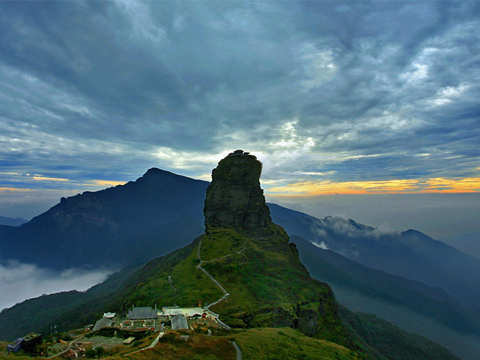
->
[7,338,24,353]
[171,314,189,330]
[127,307,158,319]
[93,318,113,332]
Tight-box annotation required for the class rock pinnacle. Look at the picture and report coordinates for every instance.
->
[203,150,274,236]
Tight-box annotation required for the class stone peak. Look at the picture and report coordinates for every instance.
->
[203,151,274,236]
[227,149,253,157]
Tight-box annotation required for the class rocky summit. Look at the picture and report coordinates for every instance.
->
[0,151,465,360]
[203,150,274,236]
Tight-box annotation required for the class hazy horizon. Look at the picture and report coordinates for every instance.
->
[1,177,479,242]
[1,1,479,218]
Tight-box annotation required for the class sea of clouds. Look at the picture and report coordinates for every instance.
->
[0,260,114,311]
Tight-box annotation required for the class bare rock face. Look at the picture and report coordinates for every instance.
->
[203,150,274,235]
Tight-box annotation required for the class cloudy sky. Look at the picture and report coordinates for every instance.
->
[1,1,479,233]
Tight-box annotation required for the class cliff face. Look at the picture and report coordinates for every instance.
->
[203,150,274,236]
[200,151,354,348]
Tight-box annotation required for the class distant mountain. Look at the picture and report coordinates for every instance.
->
[4,167,479,314]
[339,309,462,360]
[292,235,480,360]
[0,215,27,226]
[0,168,208,270]
[268,203,480,313]
[446,232,480,260]
[0,290,94,340]
[292,235,475,332]
[0,152,461,360]
[1,166,479,357]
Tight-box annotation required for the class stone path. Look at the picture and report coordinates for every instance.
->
[196,239,245,357]
[196,239,248,331]
[232,341,242,360]
[45,334,87,359]
[100,332,165,359]
[147,331,165,349]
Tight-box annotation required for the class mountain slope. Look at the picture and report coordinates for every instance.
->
[2,167,479,312]
[117,227,354,344]
[292,235,478,334]
[0,152,463,360]
[0,216,27,227]
[1,163,479,357]
[340,309,462,360]
[0,169,208,270]
[0,229,461,360]
[112,226,459,360]
[268,203,480,312]
[291,235,480,360]
[446,232,480,260]
[0,291,94,340]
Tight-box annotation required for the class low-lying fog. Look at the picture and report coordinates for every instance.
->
[0,260,115,311]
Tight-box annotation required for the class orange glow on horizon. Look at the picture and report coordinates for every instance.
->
[33,176,69,182]
[91,180,127,187]
[0,180,126,193]
[0,187,33,192]
[267,177,480,195]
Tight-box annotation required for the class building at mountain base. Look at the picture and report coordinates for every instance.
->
[127,306,159,320]
[6,333,42,354]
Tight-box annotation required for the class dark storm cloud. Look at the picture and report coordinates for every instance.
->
[0,1,304,151]
[0,0,479,197]
[1,0,480,307]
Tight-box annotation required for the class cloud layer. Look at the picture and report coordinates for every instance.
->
[268,192,480,240]
[0,260,114,311]
[0,1,479,218]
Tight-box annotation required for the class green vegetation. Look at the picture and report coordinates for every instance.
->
[120,237,223,309]
[0,226,464,360]
[200,228,245,261]
[229,327,364,360]
[114,331,235,360]
[0,229,462,360]
[340,309,461,360]
[85,346,106,358]
[106,227,356,352]
[0,343,31,360]
[200,229,354,347]
[0,291,93,341]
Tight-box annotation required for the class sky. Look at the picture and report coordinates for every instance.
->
[1,1,479,234]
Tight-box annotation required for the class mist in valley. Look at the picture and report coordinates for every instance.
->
[332,285,480,360]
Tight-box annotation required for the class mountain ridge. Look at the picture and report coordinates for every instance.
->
[0,216,27,227]
[0,168,209,270]
[268,203,480,312]
[0,164,478,359]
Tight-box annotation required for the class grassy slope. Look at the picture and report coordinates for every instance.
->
[118,236,223,310]
[0,329,364,360]
[340,308,462,360]
[1,227,463,360]
[229,328,364,360]
[120,227,356,350]
[292,235,479,336]
[0,291,94,341]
